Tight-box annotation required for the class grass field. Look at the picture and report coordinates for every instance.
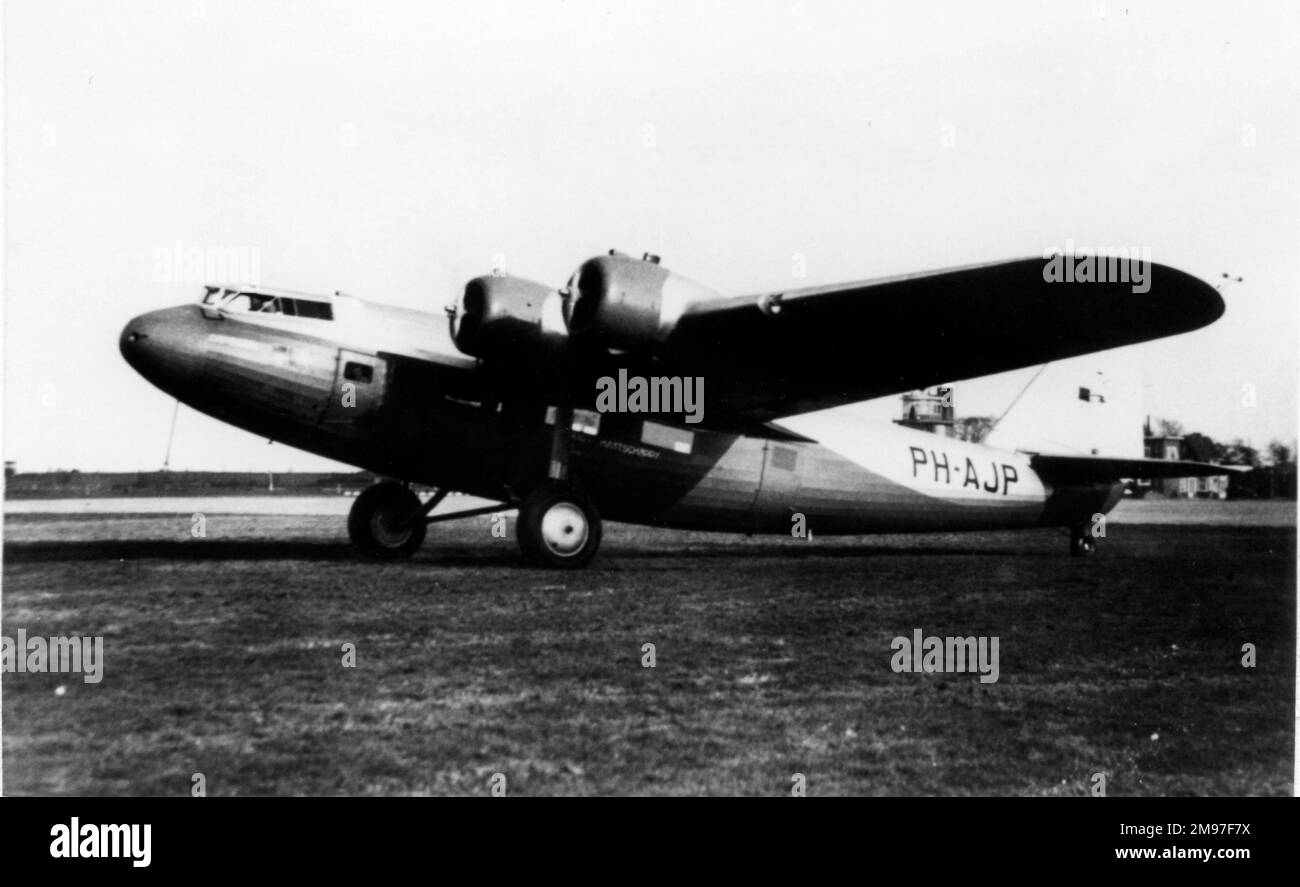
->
[2,511,1294,795]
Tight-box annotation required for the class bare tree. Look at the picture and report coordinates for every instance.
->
[954,416,996,444]
[1182,431,1224,462]
[1156,418,1185,437]
[1222,438,1261,467]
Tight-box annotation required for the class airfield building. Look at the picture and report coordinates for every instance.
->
[1141,433,1229,498]
[896,387,956,436]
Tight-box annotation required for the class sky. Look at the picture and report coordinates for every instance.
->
[4,0,1298,471]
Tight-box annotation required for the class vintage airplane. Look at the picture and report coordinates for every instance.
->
[120,252,1232,567]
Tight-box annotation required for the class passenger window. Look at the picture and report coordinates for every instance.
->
[344,362,373,383]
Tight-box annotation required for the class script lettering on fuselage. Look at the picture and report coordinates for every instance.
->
[908,446,1020,496]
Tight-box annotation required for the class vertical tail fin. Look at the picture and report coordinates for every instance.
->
[982,350,1143,458]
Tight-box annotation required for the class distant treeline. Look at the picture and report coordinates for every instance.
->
[4,470,379,499]
[1157,421,1298,500]
[1223,464,1298,500]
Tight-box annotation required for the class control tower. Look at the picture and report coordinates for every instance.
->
[896,386,955,436]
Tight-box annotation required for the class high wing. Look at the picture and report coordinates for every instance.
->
[1029,453,1244,485]
[655,258,1224,425]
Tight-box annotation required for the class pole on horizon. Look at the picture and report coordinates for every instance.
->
[162,400,180,471]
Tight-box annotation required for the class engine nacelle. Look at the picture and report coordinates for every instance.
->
[566,254,719,353]
[453,274,567,361]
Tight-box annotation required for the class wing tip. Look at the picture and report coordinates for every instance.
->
[1154,263,1225,332]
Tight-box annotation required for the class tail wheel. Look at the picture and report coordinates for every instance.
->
[1069,525,1098,557]
[518,482,602,569]
[348,481,427,559]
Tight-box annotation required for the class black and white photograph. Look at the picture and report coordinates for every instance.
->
[1,0,1296,823]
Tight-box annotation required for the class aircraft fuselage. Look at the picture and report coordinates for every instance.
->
[120,294,1123,537]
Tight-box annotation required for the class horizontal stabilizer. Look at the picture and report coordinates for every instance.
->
[1029,453,1244,485]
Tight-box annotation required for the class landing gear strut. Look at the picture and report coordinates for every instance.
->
[1069,523,1098,557]
[514,399,603,568]
[349,480,514,560]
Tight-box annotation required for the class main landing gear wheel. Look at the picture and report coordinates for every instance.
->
[348,481,427,559]
[1069,524,1098,558]
[517,482,602,569]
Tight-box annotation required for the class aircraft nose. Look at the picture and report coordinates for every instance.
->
[120,305,209,392]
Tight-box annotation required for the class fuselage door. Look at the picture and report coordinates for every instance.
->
[321,349,388,426]
[749,441,806,530]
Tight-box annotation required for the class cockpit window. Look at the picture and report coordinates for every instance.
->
[292,300,333,320]
[209,289,334,320]
[224,293,276,313]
